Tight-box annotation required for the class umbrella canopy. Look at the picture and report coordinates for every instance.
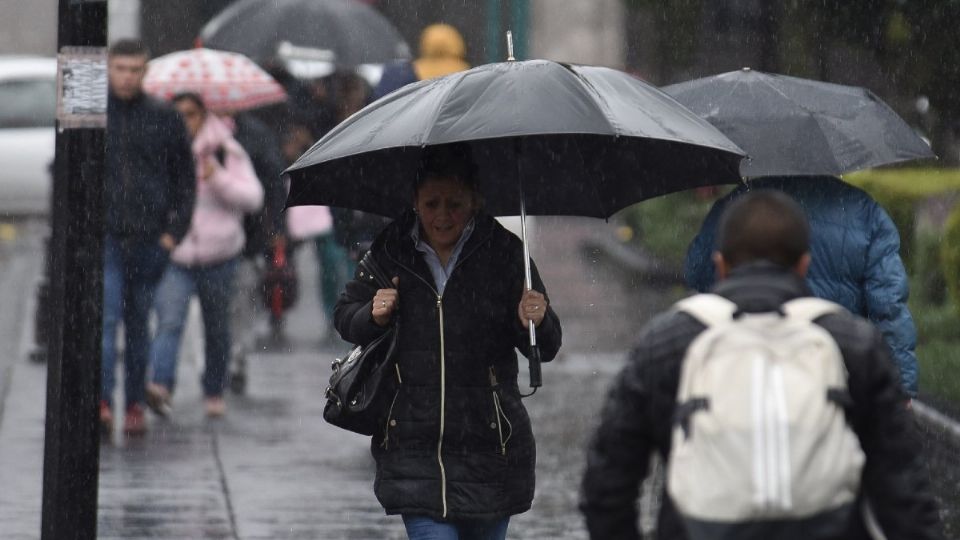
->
[197,0,410,84]
[143,48,286,112]
[663,68,935,178]
[285,59,745,218]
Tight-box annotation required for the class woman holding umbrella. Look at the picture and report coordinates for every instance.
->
[333,143,562,539]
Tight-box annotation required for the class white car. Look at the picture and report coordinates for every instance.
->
[0,56,57,216]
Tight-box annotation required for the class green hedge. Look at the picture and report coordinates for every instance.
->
[616,187,731,265]
[942,205,960,314]
[845,168,960,272]
[849,168,960,404]
[618,168,960,271]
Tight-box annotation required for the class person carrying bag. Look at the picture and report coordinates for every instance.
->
[324,251,400,435]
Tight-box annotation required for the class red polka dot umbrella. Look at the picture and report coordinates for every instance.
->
[143,48,286,112]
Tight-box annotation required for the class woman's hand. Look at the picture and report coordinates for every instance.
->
[518,289,548,329]
[371,277,400,327]
[159,233,176,252]
[201,157,218,181]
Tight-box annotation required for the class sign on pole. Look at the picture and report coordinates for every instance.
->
[56,47,107,129]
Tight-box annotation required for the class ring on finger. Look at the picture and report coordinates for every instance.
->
[381,300,386,308]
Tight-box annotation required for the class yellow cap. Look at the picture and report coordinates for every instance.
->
[413,24,470,81]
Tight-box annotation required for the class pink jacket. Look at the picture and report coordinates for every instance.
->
[171,114,263,267]
[286,205,333,241]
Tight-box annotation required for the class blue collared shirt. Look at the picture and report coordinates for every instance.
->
[411,217,476,295]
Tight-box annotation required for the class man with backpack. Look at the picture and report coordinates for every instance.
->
[579,191,942,540]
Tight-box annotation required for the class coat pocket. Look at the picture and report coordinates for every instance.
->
[492,389,513,455]
[380,364,403,450]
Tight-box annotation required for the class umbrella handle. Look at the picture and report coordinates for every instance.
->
[528,337,542,388]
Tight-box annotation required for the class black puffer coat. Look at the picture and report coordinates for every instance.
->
[106,92,195,243]
[334,211,562,521]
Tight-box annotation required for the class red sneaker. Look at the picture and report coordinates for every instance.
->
[122,403,147,436]
[99,400,113,437]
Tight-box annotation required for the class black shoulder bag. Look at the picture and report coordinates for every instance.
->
[323,251,400,436]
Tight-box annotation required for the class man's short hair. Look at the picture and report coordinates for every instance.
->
[716,189,810,269]
[108,39,150,59]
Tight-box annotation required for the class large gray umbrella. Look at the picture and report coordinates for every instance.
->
[286,58,745,388]
[663,68,935,177]
[285,60,744,217]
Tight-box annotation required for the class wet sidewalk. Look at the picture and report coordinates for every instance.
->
[1,305,623,539]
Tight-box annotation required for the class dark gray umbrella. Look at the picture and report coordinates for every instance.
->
[663,68,935,177]
[197,0,410,81]
[285,60,744,217]
[286,58,745,388]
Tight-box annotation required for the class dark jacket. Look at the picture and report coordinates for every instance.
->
[580,262,942,540]
[334,211,562,521]
[232,112,287,256]
[685,176,919,396]
[370,60,417,101]
[106,91,195,244]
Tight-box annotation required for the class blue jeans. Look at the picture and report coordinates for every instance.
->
[102,234,170,409]
[402,515,510,540]
[149,258,238,397]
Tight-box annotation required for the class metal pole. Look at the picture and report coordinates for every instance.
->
[41,1,107,539]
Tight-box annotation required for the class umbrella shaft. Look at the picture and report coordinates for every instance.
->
[520,196,537,348]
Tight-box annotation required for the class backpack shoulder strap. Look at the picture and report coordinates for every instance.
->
[782,297,844,323]
[674,293,738,328]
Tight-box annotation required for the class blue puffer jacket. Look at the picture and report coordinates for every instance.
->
[684,176,918,396]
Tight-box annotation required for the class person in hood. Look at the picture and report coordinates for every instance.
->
[684,176,919,398]
[371,23,470,101]
[145,92,263,418]
[333,143,561,540]
[101,39,196,437]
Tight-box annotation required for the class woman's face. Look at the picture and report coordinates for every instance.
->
[415,175,477,253]
[174,98,205,139]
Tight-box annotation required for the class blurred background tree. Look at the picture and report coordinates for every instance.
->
[622,0,960,165]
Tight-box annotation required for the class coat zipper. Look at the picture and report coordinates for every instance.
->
[381,228,493,520]
[436,293,448,518]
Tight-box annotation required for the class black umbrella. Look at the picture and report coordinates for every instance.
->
[286,57,745,387]
[663,68,935,177]
[197,0,410,82]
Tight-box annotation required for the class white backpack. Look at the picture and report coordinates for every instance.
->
[666,294,866,538]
